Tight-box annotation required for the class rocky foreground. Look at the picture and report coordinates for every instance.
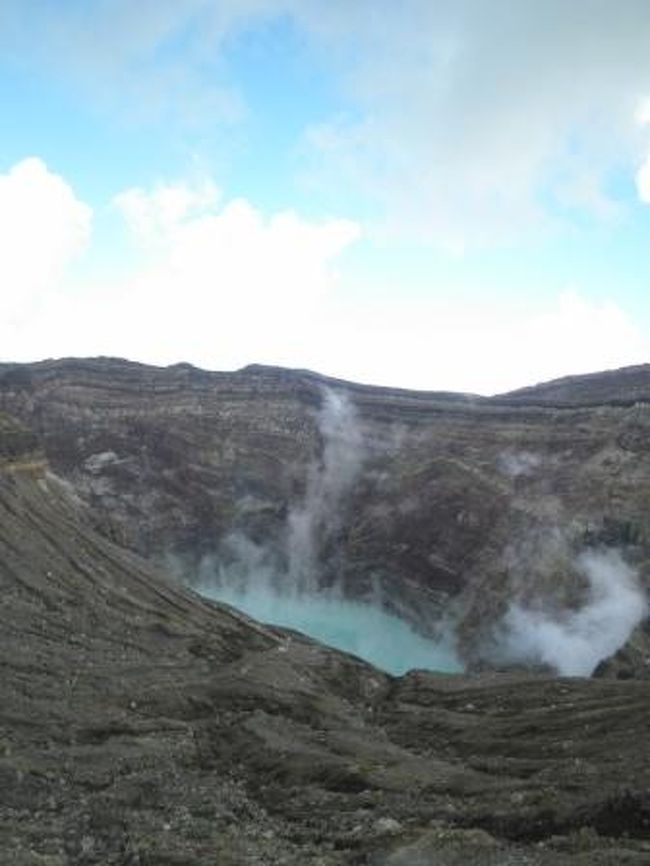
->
[0,361,649,864]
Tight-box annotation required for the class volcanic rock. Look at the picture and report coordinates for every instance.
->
[0,358,649,671]
[1,409,649,863]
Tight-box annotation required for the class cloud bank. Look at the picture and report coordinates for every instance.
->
[0,155,647,393]
[0,158,91,324]
[0,164,362,371]
[298,0,650,244]
[306,289,650,395]
[108,178,361,370]
[4,2,650,245]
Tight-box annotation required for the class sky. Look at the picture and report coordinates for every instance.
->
[2,1,650,395]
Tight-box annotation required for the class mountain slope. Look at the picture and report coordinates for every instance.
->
[1,409,650,863]
[0,357,648,673]
[497,363,650,406]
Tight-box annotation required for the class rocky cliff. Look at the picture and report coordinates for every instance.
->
[0,357,648,674]
[1,408,650,864]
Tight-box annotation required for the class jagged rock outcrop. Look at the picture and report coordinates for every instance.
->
[1,411,650,864]
[0,357,648,673]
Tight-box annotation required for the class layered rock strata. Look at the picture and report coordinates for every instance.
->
[1,413,649,864]
[0,358,648,672]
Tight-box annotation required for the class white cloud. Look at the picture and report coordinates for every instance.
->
[636,153,650,203]
[500,292,650,393]
[114,178,222,244]
[295,1,650,245]
[634,97,650,127]
[5,3,650,245]
[0,157,92,324]
[6,3,650,245]
[5,175,361,370]
[0,0,285,128]
[1,161,646,397]
[110,181,360,369]
[300,289,650,395]
[111,179,360,309]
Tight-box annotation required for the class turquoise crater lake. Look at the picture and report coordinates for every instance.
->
[200,583,463,676]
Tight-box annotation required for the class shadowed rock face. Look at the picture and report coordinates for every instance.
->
[1,411,650,864]
[0,357,649,674]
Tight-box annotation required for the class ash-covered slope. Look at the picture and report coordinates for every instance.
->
[1,411,650,864]
[0,358,650,675]
[0,357,649,676]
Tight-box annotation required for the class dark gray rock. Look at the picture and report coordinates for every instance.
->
[0,358,648,672]
[0,411,649,863]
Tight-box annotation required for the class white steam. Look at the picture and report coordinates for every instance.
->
[287,388,364,591]
[497,450,542,478]
[196,388,463,675]
[495,549,647,676]
[200,387,365,597]
[195,390,648,679]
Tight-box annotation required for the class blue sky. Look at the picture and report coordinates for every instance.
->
[2,0,650,394]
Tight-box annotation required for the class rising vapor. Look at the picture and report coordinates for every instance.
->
[493,549,647,676]
[286,388,365,591]
[196,387,462,675]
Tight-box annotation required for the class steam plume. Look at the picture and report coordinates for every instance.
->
[286,388,364,591]
[195,387,462,675]
[493,549,647,676]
